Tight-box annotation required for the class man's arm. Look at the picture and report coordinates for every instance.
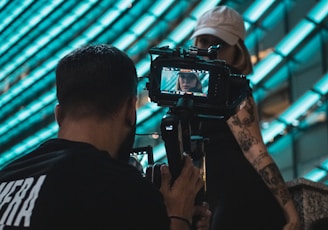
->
[226,96,300,230]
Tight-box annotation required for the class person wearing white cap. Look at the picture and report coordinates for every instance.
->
[190,6,300,230]
[191,5,253,75]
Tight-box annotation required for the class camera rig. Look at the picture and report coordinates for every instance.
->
[144,45,251,204]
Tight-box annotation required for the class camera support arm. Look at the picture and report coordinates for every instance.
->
[161,95,207,202]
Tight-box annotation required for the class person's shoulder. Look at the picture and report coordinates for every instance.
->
[0,139,115,180]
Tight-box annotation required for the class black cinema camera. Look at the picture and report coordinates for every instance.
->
[144,45,250,203]
[146,45,250,118]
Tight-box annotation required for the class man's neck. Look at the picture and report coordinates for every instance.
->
[57,118,121,158]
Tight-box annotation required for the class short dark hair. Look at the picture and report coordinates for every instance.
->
[56,44,137,119]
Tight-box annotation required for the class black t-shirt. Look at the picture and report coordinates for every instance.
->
[0,139,169,230]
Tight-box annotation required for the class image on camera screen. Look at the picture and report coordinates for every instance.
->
[160,67,209,97]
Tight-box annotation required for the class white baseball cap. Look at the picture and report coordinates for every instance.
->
[191,6,246,46]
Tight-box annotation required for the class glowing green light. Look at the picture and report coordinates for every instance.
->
[304,168,327,182]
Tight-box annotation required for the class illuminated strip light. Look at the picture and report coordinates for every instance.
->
[0,1,137,145]
[0,1,127,112]
[262,72,328,144]
[0,1,63,57]
[243,0,275,30]
[189,0,222,18]
[0,1,97,83]
[249,53,284,87]
[131,14,156,34]
[114,0,175,49]
[112,14,157,50]
[67,0,132,47]
[303,134,328,182]
[249,1,328,86]
[0,89,55,137]
[0,0,34,33]
[244,1,300,61]
[320,160,328,172]
[97,0,136,26]
[252,65,289,103]
[0,64,58,122]
[151,0,174,16]
[0,0,136,146]
[0,0,9,10]
[303,168,327,182]
[105,0,172,51]
[280,92,320,123]
[307,0,328,23]
[0,1,77,70]
[136,61,151,79]
[0,1,46,46]
[113,33,138,50]
[276,21,315,55]
[253,23,325,103]
[0,104,55,146]
[0,17,130,149]
[168,18,195,45]
[0,59,58,109]
[0,123,58,169]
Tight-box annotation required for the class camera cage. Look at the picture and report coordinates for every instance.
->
[146,46,251,117]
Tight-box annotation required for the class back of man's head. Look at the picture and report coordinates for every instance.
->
[56,44,137,119]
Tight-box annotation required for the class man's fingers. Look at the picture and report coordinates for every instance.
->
[193,203,212,230]
[159,164,171,192]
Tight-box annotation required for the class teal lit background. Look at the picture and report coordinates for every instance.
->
[0,0,327,183]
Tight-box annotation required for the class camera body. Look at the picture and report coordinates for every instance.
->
[146,46,250,118]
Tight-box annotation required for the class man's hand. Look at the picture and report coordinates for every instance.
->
[192,202,212,230]
[160,154,204,225]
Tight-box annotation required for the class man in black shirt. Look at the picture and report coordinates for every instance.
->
[0,44,211,230]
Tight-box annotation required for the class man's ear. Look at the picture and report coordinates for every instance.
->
[55,104,62,127]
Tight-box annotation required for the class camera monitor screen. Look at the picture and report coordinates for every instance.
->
[160,67,209,97]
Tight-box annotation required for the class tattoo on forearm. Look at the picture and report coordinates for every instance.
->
[230,114,241,127]
[258,163,291,206]
[230,100,256,127]
[244,100,256,124]
[237,128,259,152]
[252,152,267,169]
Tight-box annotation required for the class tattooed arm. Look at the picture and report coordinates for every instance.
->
[226,96,300,230]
